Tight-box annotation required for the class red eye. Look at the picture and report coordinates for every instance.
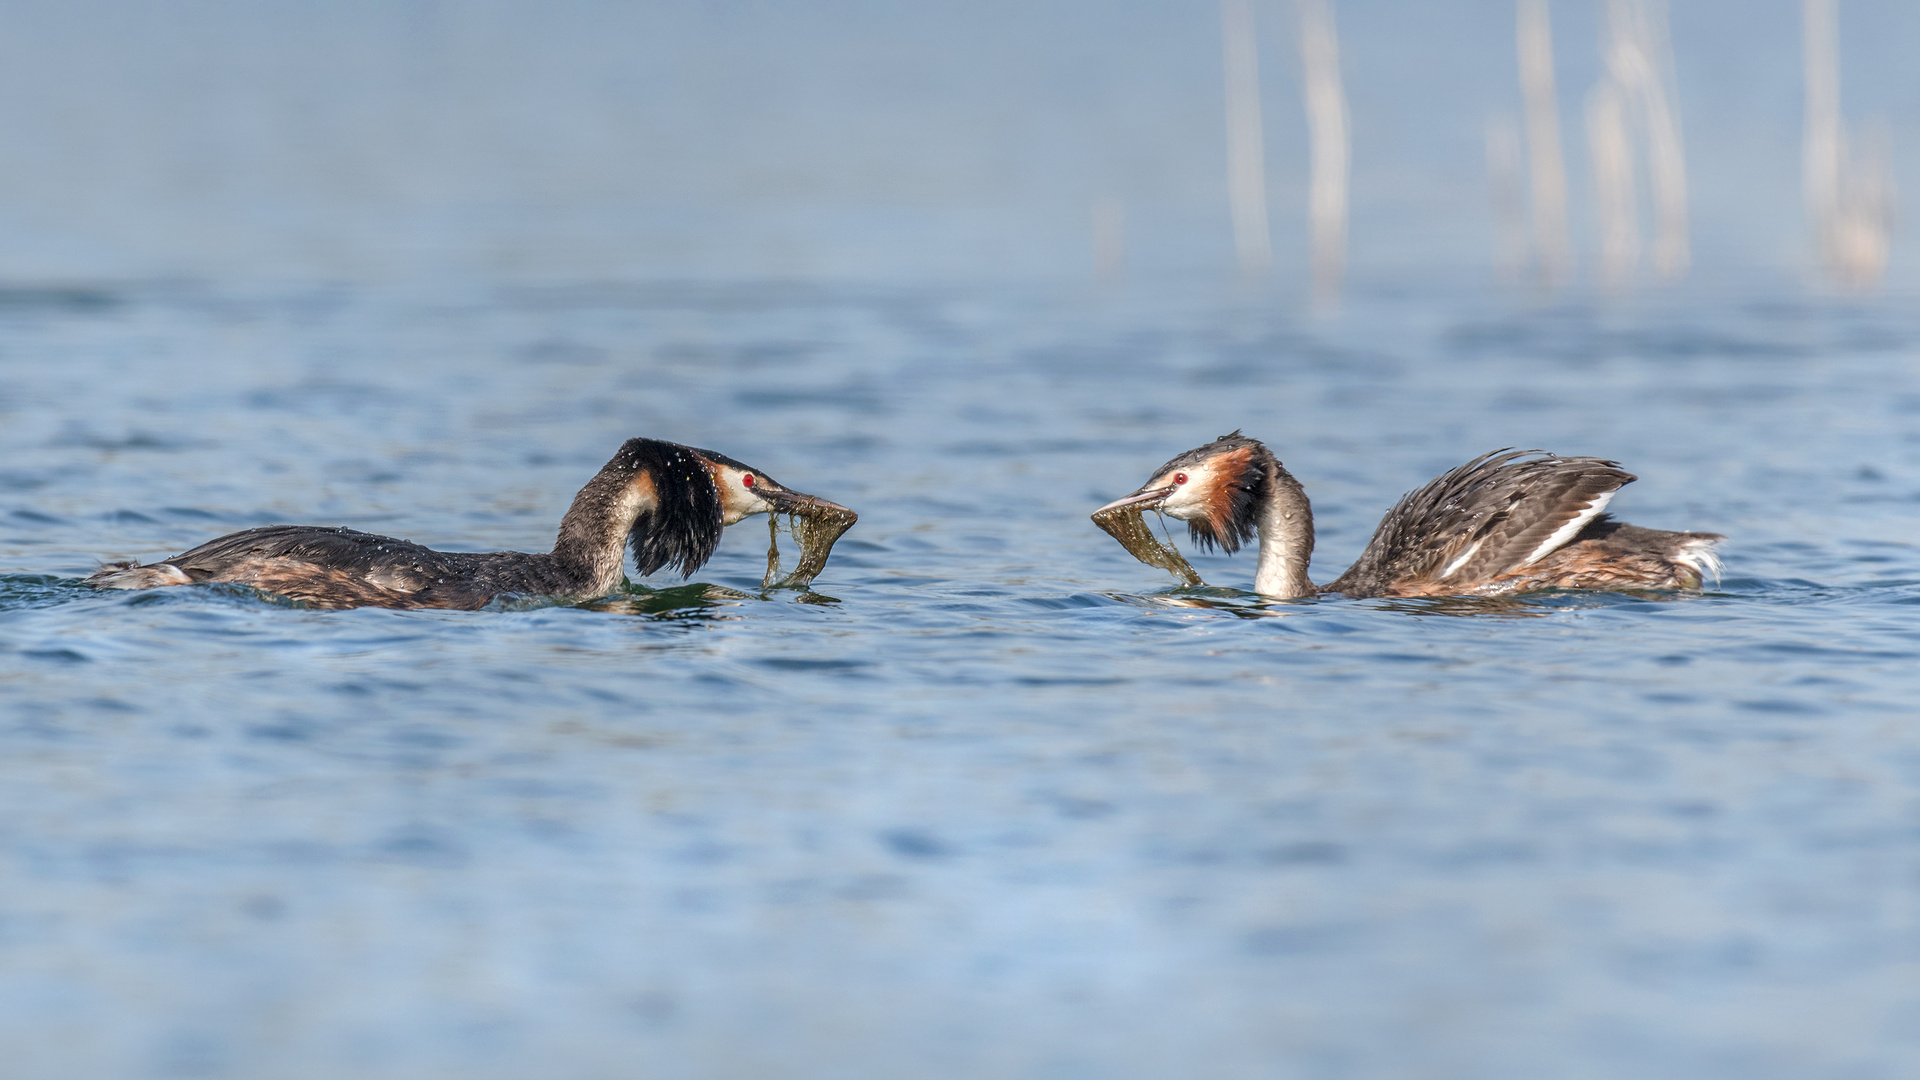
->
[1173,473,1188,485]
[741,474,755,488]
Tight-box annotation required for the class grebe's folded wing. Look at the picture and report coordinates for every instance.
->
[167,525,470,591]
[1329,451,1635,594]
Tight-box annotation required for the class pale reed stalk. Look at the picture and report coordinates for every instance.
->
[1298,0,1349,304]
[1517,0,1572,286]
[1222,0,1272,276]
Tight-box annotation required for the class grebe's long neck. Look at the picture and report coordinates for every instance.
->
[550,463,655,595]
[1252,466,1317,598]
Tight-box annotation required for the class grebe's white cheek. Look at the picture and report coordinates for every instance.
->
[1159,474,1208,519]
[739,478,777,519]
[714,471,769,525]
[1162,500,1202,521]
[722,493,769,525]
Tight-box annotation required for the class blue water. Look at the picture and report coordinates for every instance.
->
[3,281,1919,1077]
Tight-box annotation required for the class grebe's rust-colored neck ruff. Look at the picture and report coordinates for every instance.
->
[1094,434,1722,599]
[85,437,857,610]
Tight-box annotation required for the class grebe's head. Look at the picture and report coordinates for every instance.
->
[1093,431,1273,554]
[688,446,857,527]
[605,437,858,579]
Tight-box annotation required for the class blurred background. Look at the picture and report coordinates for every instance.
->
[0,0,1907,293]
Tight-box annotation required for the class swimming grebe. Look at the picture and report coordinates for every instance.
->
[86,438,857,610]
[1094,433,1722,598]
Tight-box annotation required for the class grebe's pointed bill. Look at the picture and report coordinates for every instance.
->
[1093,483,1179,516]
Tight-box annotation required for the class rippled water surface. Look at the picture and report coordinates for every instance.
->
[4,283,1920,1078]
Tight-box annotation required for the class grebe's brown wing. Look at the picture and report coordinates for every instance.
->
[166,525,473,591]
[1326,450,1635,597]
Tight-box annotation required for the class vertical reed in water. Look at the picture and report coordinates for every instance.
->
[1803,0,1894,289]
[1297,0,1349,306]
[1221,0,1272,276]
[1517,0,1572,287]
[1632,0,1690,280]
[1586,80,1638,289]
[1486,116,1530,282]
[1585,0,1689,288]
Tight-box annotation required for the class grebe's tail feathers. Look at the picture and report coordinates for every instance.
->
[1671,533,1726,586]
[85,561,192,589]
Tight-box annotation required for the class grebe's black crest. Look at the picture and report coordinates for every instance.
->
[616,438,725,577]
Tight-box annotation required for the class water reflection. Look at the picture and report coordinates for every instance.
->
[1111,587,1293,618]
[1363,594,1552,618]
[1105,582,1734,620]
[574,582,843,618]
[572,583,746,619]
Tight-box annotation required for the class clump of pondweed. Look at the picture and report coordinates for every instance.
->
[1091,503,1203,587]
[764,503,858,589]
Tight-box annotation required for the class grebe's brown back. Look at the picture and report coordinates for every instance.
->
[1094,433,1722,598]
[87,437,856,610]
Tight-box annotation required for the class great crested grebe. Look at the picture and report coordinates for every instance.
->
[1094,432,1723,598]
[86,438,856,610]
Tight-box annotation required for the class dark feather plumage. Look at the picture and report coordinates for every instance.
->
[614,438,724,577]
[164,525,468,585]
[141,524,587,609]
[1327,450,1636,597]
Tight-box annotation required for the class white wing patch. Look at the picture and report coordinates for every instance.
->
[1518,489,1616,569]
[1437,539,1483,579]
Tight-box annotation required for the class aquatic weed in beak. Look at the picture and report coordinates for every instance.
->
[1091,502,1204,587]
[762,501,858,589]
